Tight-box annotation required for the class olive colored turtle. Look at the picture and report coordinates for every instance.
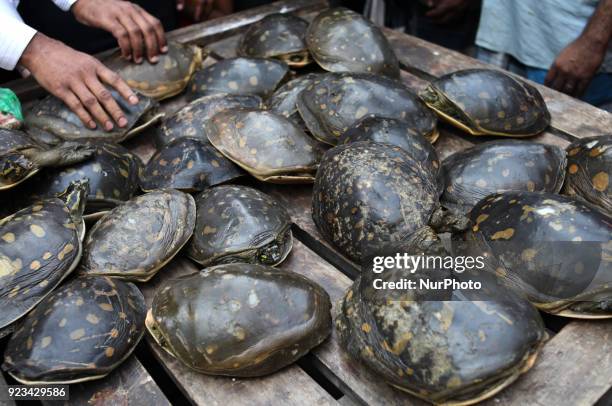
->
[105,42,203,100]
[188,185,293,266]
[205,109,324,183]
[0,129,94,190]
[140,137,243,192]
[268,73,322,129]
[461,191,612,318]
[153,93,262,148]
[313,141,468,262]
[442,140,567,214]
[25,91,162,143]
[146,263,331,377]
[297,72,437,145]
[306,8,399,78]
[187,57,289,100]
[2,276,146,384]
[564,134,612,217]
[80,189,196,282]
[0,180,88,338]
[238,13,310,68]
[420,69,550,137]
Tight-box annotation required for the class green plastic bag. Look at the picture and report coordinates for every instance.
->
[0,88,23,129]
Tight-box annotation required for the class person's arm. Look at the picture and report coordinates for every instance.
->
[545,0,612,97]
[0,0,37,71]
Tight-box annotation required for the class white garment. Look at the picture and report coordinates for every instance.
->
[0,0,78,71]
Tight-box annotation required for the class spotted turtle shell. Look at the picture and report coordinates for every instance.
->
[140,137,243,192]
[442,141,567,214]
[146,263,331,377]
[187,57,289,100]
[105,42,202,100]
[297,73,437,145]
[80,190,196,282]
[268,73,322,129]
[306,7,399,78]
[238,14,310,67]
[153,93,262,148]
[187,185,293,266]
[421,69,550,137]
[205,109,323,183]
[564,135,612,217]
[2,276,146,384]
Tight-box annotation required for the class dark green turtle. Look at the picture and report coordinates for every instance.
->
[153,93,263,148]
[0,129,94,190]
[442,141,567,215]
[140,137,243,192]
[80,190,196,282]
[146,263,331,377]
[238,13,310,68]
[420,69,550,137]
[105,42,203,100]
[205,109,324,183]
[2,276,146,384]
[312,141,467,262]
[0,180,88,338]
[25,91,162,143]
[297,73,437,145]
[306,8,399,78]
[564,135,612,217]
[461,191,612,318]
[268,73,322,130]
[187,57,289,100]
[187,185,293,266]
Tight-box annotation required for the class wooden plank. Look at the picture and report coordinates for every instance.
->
[139,257,339,406]
[0,372,16,406]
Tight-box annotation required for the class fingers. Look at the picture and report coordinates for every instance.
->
[84,76,128,128]
[58,89,96,130]
[544,66,557,87]
[70,82,115,131]
[97,65,139,105]
[117,13,144,63]
[575,79,590,97]
[134,4,167,56]
[130,9,159,62]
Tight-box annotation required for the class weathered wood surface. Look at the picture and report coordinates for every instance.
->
[0,372,15,406]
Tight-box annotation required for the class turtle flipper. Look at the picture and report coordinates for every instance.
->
[27,142,96,168]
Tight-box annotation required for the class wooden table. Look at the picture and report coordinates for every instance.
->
[4,1,612,405]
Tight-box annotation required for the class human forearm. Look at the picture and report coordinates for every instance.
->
[580,0,612,52]
[0,0,36,71]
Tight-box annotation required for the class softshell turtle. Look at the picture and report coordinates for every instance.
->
[153,93,262,148]
[80,189,196,282]
[146,263,331,377]
[0,180,88,337]
[420,69,550,137]
[306,8,399,77]
[0,129,94,190]
[25,91,162,143]
[187,57,289,100]
[442,141,567,214]
[268,73,322,129]
[564,134,612,217]
[297,72,437,145]
[140,137,243,192]
[312,142,467,262]
[187,185,293,266]
[205,109,324,183]
[2,276,146,384]
[460,191,612,318]
[238,13,310,68]
[105,41,203,100]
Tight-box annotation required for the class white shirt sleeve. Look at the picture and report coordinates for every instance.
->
[51,0,78,12]
[0,0,36,71]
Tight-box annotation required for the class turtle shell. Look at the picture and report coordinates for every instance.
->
[80,190,196,282]
[564,135,612,217]
[442,141,567,214]
[461,191,612,318]
[2,276,146,384]
[25,91,162,142]
[268,73,322,129]
[420,69,550,137]
[140,137,243,192]
[0,180,88,337]
[146,263,331,377]
[306,8,399,77]
[187,185,293,266]
[105,42,202,100]
[238,13,310,68]
[153,93,263,148]
[297,72,437,145]
[187,57,289,100]
[205,109,324,183]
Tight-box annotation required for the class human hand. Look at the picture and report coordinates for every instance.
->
[177,0,215,21]
[20,34,139,131]
[425,0,473,24]
[72,0,167,63]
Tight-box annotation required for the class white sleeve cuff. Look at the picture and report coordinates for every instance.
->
[0,17,37,71]
[52,0,79,11]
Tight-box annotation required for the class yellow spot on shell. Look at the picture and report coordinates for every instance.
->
[476,214,489,225]
[354,106,369,119]
[228,81,239,90]
[1,233,15,243]
[57,244,75,261]
[497,111,506,118]
[99,303,113,311]
[527,181,535,192]
[249,76,258,86]
[27,337,33,349]
[41,336,52,348]
[110,328,119,338]
[30,260,41,270]
[86,314,100,324]
[59,318,67,327]
[187,160,194,169]
[203,226,217,234]
[361,323,371,333]
[567,147,581,156]
[568,164,579,174]
[30,224,45,238]
[593,172,609,191]
[521,249,537,261]
[491,228,515,240]
[70,328,85,340]
[589,148,603,157]
[43,252,52,260]
[105,347,115,357]
[119,168,129,178]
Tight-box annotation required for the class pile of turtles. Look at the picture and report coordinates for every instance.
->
[0,7,610,405]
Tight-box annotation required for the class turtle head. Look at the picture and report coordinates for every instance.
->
[257,228,292,265]
[0,153,33,185]
[58,179,90,220]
